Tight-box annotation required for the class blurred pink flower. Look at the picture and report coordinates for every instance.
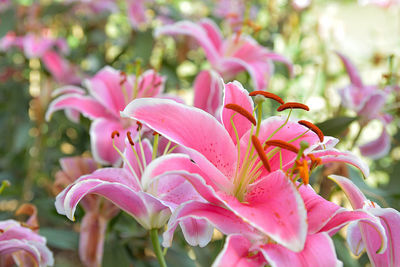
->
[127,0,150,29]
[46,66,167,165]
[337,52,392,159]
[330,175,400,267]
[55,138,213,247]
[42,51,83,85]
[122,80,369,251]
[0,220,54,267]
[0,0,11,12]
[155,19,293,90]
[54,156,119,267]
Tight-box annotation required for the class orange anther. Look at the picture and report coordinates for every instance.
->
[298,120,324,142]
[249,91,284,104]
[264,140,300,155]
[111,130,120,139]
[127,131,134,146]
[251,135,271,172]
[277,102,310,112]
[225,103,257,126]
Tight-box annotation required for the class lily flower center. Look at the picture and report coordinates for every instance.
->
[226,93,323,201]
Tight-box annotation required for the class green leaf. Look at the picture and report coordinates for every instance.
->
[39,228,79,250]
[316,116,357,137]
[102,238,132,267]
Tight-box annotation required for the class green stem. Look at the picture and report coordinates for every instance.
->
[150,229,167,267]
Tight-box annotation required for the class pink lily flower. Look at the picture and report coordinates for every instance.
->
[55,136,214,248]
[211,179,386,267]
[0,220,53,267]
[337,52,392,159]
[0,33,68,59]
[42,51,83,85]
[155,19,293,91]
[330,175,400,267]
[127,0,150,29]
[122,80,369,252]
[53,156,119,267]
[46,66,166,165]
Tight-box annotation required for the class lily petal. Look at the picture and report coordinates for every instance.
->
[359,126,391,159]
[162,201,256,248]
[179,218,214,247]
[260,233,342,267]
[155,20,221,64]
[45,93,114,121]
[224,170,307,252]
[122,98,236,188]
[193,70,223,117]
[212,235,265,267]
[336,52,363,88]
[222,81,254,144]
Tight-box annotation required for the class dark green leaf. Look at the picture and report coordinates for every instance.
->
[316,116,357,137]
[39,228,79,250]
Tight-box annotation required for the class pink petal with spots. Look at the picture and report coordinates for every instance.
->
[122,98,236,189]
[193,70,223,117]
[213,235,266,267]
[260,233,342,267]
[224,170,307,252]
[222,81,254,144]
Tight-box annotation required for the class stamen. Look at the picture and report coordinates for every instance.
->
[309,154,322,170]
[126,132,144,174]
[127,131,135,146]
[136,121,143,131]
[111,130,120,139]
[152,132,159,160]
[264,140,299,154]
[294,159,309,185]
[225,103,256,125]
[298,120,324,142]
[277,102,310,112]
[251,135,271,172]
[120,71,127,86]
[249,91,284,104]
